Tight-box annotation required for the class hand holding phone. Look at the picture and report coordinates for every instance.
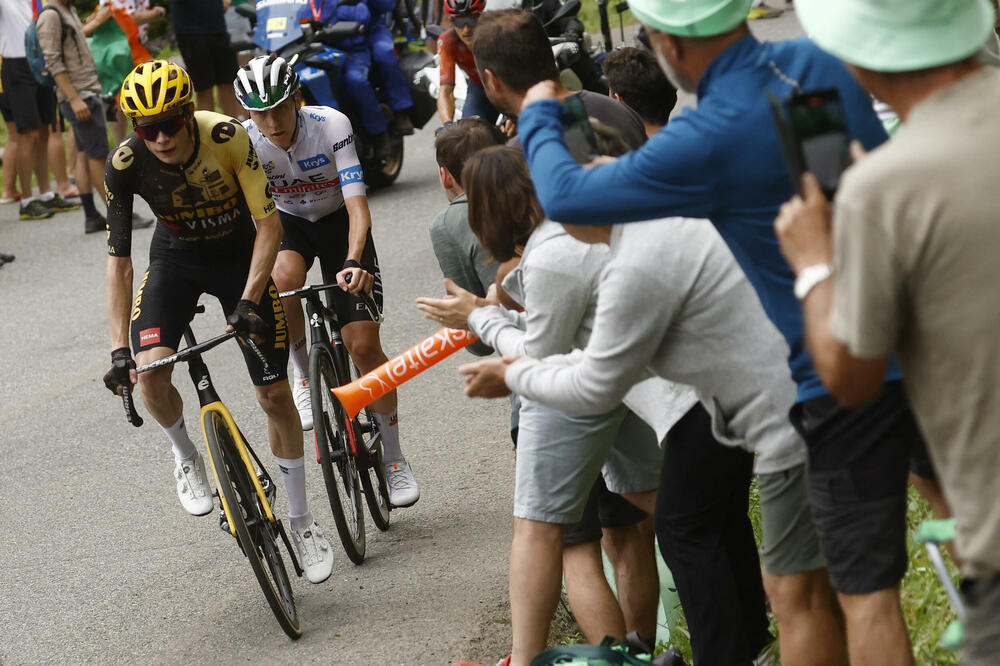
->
[769,89,851,199]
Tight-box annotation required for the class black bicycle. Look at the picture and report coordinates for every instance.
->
[119,305,303,639]
[280,283,391,565]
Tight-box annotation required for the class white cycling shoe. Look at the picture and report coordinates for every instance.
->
[384,460,420,508]
[291,520,334,584]
[292,374,313,431]
[174,452,214,516]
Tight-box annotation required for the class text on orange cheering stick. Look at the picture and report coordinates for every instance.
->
[331,327,478,418]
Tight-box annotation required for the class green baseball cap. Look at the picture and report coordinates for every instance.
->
[795,0,996,72]
[628,0,754,38]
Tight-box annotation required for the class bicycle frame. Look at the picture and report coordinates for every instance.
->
[281,283,382,464]
[124,318,279,536]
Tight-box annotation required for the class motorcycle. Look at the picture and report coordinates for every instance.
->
[233,0,436,188]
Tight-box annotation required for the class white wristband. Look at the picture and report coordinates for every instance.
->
[794,263,834,300]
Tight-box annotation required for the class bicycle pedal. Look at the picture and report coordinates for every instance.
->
[218,508,231,535]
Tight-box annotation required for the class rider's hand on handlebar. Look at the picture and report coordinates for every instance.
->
[226,299,269,345]
[103,347,138,396]
[337,260,375,296]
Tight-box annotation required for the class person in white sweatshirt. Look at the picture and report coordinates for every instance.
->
[419,144,689,664]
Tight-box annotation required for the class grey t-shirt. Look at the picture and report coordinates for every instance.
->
[830,67,1000,578]
[508,90,648,151]
[505,218,805,474]
[429,194,498,357]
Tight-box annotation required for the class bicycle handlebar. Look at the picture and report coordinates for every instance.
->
[121,330,274,428]
[278,281,383,324]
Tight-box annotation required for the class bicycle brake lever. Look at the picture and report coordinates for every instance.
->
[344,271,383,324]
[122,382,144,427]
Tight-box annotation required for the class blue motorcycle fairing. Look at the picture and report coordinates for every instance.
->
[253,0,311,51]
[297,47,347,109]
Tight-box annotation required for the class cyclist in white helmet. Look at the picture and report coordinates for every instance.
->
[235,54,420,508]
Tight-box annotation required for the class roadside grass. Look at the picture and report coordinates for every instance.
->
[577,1,636,43]
[559,481,961,665]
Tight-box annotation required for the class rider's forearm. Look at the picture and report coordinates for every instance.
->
[343,195,372,264]
[437,86,455,123]
[107,256,134,350]
[242,211,283,303]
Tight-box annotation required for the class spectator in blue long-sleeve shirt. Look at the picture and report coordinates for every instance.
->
[365,0,415,135]
[308,0,393,158]
[517,0,941,664]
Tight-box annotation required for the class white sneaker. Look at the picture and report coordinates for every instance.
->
[293,374,313,431]
[291,520,334,583]
[173,452,214,516]
[384,460,420,508]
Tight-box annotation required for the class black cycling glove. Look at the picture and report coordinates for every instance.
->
[103,347,136,394]
[227,299,269,341]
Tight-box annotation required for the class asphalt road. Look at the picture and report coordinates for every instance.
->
[0,10,804,665]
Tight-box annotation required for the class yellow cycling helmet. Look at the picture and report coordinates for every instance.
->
[120,60,193,118]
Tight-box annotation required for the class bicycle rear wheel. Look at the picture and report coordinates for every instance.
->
[310,345,366,564]
[204,410,301,640]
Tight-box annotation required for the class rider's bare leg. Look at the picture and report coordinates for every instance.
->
[272,250,309,376]
[136,346,198,462]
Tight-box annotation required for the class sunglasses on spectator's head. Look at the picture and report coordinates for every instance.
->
[133,113,186,141]
[453,15,478,28]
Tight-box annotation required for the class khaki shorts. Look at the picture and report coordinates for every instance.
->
[514,400,662,524]
[758,463,827,576]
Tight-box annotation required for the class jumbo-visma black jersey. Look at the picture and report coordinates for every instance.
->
[105,111,277,261]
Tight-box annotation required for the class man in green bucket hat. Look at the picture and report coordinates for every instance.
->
[508,0,943,664]
[776,1,1000,664]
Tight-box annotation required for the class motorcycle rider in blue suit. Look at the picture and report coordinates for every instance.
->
[308,0,393,159]
[365,0,416,135]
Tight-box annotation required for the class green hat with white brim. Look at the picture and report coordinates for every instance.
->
[795,0,996,72]
[628,0,754,38]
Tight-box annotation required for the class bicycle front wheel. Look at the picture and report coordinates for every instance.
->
[204,409,301,639]
[356,406,391,531]
[310,345,366,564]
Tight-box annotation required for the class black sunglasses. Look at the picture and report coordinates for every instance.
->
[133,114,186,141]
[453,15,478,28]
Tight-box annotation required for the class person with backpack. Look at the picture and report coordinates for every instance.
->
[1,0,79,221]
[34,0,111,233]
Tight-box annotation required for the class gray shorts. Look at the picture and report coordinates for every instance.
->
[758,464,827,576]
[514,399,662,524]
[59,95,108,160]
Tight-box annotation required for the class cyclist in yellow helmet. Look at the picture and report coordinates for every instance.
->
[103,60,335,584]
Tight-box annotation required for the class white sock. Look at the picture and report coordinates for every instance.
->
[374,411,402,462]
[162,415,198,461]
[276,456,311,528]
[39,191,54,202]
[20,196,35,207]
[290,336,308,379]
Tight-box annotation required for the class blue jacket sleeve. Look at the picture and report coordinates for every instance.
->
[519,100,718,226]
[368,0,397,18]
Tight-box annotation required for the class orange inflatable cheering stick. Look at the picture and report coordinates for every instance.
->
[332,328,478,418]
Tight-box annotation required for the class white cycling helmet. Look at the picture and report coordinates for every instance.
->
[234,54,300,111]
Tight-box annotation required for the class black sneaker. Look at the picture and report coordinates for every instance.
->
[85,215,107,234]
[392,111,415,136]
[40,194,81,213]
[19,200,54,221]
[132,214,155,229]
[0,252,14,266]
